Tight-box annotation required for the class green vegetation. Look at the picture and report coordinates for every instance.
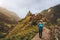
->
[3,14,39,40]
[12,26,38,40]
[4,26,38,40]
[0,7,20,38]
[57,18,60,25]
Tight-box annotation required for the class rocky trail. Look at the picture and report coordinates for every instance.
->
[31,27,51,40]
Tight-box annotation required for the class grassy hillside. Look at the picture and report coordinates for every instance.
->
[3,10,44,40]
[0,7,20,38]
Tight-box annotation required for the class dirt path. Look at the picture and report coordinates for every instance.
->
[31,27,51,40]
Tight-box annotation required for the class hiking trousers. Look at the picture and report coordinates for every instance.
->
[39,28,43,38]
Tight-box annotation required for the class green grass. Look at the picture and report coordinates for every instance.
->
[2,16,39,40]
[3,26,38,40]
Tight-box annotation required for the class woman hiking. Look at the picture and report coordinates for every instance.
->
[38,20,44,38]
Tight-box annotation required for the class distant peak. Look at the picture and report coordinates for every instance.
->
[28,11,32,14]
[27,11,32,16]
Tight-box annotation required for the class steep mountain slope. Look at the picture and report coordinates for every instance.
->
[41,4,60,24]
[0,7,20,38]
[5,11,43,40]
[0,7,20,21]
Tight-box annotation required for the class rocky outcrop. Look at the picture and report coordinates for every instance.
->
[50,25,60,40]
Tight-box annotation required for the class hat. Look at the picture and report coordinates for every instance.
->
[40,20,43,22]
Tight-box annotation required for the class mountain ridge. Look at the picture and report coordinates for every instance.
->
[0,7,20,21]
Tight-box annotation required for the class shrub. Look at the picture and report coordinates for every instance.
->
[57,18,60,25]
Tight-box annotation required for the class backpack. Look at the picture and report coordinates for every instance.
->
[38,23,43,28]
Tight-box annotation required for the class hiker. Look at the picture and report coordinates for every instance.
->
[38,20,44,38]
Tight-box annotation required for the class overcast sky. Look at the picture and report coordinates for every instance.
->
[0,0,60,18]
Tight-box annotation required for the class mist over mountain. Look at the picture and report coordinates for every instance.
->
[0,7,20,21]
[0,7,20,38]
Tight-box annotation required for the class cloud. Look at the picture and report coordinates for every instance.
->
[0,0,60,18]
